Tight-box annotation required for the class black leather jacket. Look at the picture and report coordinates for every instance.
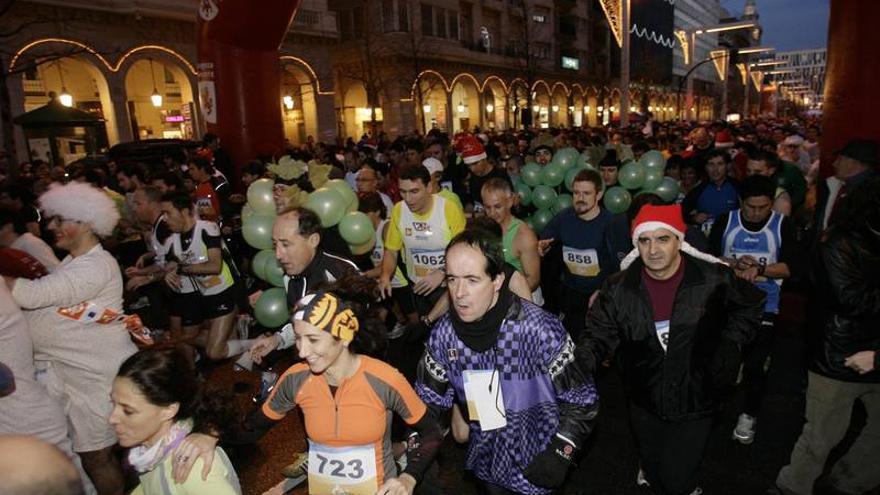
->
[810,228,880,383]
[577,253,765,420]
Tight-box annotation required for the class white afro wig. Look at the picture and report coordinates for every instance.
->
[39,182,120,238]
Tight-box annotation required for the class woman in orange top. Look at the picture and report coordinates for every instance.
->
[175,277,441,495]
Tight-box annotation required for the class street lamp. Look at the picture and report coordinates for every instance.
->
[55,62,73,107]
[148,58,162,108]
[750,60,786,68]
[675,20,758,120]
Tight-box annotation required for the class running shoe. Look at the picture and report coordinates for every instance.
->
[636,467,650,487]
[732,413,756,444]
[281,451,309,478]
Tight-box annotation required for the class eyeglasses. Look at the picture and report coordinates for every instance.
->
[45,215,80,225]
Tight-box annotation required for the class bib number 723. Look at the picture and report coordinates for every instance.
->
[313,454,364,479]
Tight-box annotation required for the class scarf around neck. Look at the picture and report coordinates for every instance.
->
[127,419,194,474]
[449,285,513,352]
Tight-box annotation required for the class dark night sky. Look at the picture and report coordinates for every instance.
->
[723,0,830,51]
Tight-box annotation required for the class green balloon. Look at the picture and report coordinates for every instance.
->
[654,177,681,203]
[554,193,573,212]
[540,163,565,187]
[251,250,274,280]
[553,147,580,169]
[577,151,596,168]
[531,208,554,232]
[324,179,358,213]
[242,203,255,221]
[515,182,532,206]
[643,168,664,190]
[252,250,285,287]
[640,150,666,170]
[618,162,646,190]
[350,233,376,256]
[565,165,588,191]
[305,187,346,227]
[532,185,557,210]
[522,163,543,187]
[603,186,632,214]
[242,213,275,250]
[254,288,290,328]
[247,178,276,215]
[338,211,375,245]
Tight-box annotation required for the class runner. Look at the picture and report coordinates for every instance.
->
[378,164,466,316]
[178,278,443,495]
[110,349,241,494]
[709,175,794,445]
[7,182,138,495]
[250,207,361,360]
[539,168,629,339]
[415,228,598,494]
[578,204,764,495]
[481,177,541,293]
[158,193,239,362]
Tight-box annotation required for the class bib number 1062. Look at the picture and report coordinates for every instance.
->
[412,253,445,266]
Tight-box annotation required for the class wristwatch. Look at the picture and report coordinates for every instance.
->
[420,315,433,327]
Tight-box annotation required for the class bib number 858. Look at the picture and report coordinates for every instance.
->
[314,454,364,479]
[565,252,594,265]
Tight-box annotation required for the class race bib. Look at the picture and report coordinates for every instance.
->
[307,442,377,495]
[700,218,715,236]
[655,320,670,352]
[462,369,507,431]
[411,249,445,278]
[730,251,772,267]
[198,274,222,289]
[562,246,600,277]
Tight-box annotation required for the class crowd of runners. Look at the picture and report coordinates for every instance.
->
[1,116,878,495]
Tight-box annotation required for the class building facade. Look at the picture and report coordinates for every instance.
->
[1,0,736,165]
[773,48,826,109]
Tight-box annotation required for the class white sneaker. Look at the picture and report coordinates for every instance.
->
[388,322,406,340]
[636,467,650,487]
[689,487,703,495]
[732,413,756,444]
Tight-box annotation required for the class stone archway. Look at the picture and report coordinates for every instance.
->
[280,61,320,146]
[414,71,449,133]
[481,76,507,130]
[550,83,569,127]
[123,55,197,141]
[532,80,552,128]
[449,74,480,133]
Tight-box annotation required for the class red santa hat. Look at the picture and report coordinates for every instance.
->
[619,204,725,269]
[714,129,734,149]
[454,133,487,165]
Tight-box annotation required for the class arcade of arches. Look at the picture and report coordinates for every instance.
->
[9,39,716,164]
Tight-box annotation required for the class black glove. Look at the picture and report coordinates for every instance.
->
[523,434,577,488]
[403,320,430,343]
